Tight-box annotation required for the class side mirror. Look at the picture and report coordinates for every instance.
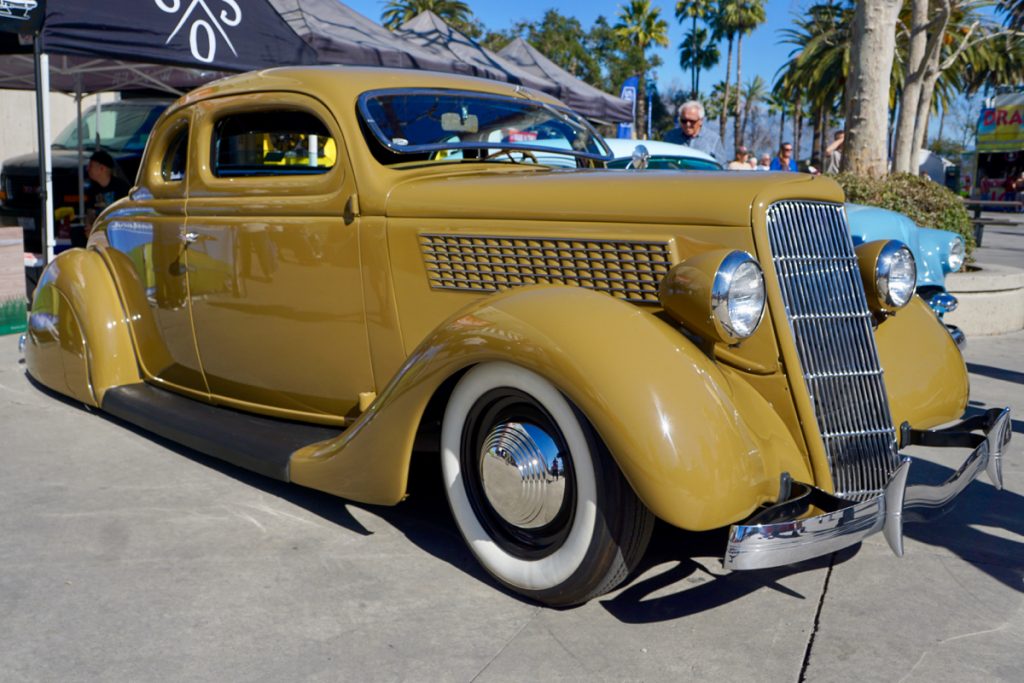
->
[629,145,650,170]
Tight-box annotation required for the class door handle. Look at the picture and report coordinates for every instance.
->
[184,231,199,244]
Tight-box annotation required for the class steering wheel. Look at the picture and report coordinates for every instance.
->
[485,148,539,164]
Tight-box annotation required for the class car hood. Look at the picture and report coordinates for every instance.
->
[845,203,920,249]
[383,168,823,227]
[1,149,138,175]
[2,150,93,175]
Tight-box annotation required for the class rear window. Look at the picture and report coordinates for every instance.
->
[212,110,336,177]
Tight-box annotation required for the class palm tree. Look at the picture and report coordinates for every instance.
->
[775,2,853,162]
[706,80,737,122]
[711,0,739,141]
[676,0,717,97]
[731,0,767,149]
[765,88,790,149]
[998,0,1024,29]
[615,0,670,139]
[381,0,475,33]
[679,27,721,97]
[740,75,767,144]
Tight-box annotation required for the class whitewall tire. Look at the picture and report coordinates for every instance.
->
[441,362,653,606]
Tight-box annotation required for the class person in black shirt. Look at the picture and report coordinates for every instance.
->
[84,150,131,233]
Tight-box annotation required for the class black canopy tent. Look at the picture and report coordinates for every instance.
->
[498,38,632,124]
[270,0,456,73]
[395,11,557,95]
[1,0,316,266]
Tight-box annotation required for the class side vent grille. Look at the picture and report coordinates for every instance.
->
[419,233,672,304]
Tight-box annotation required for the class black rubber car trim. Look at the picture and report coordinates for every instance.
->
[102,383,342,481]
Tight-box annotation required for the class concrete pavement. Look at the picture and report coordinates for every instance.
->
[1,288,1021,680]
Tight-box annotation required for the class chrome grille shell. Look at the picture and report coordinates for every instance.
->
[765,201,900,500]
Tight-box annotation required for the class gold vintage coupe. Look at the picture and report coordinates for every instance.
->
[25,67,1011,606]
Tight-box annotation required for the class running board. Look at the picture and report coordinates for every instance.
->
[102,383,343,481]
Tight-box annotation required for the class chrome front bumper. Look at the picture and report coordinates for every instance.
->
[724,407,1012,571]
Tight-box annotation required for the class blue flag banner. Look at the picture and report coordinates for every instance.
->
[617,76,638,139]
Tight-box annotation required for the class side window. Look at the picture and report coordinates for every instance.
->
[162,127,189,182]
[212,110,336,177]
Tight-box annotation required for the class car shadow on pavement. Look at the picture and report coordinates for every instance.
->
[598,524,847,623]
[602,456,1023,623]
[25,373,498,588]
[901,457,1024,590]
[966,398,1024,435]
[966,362,1024,387]
[24,373,1022,617]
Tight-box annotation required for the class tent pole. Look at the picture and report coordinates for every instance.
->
[76,74,85,223]
[33,38,55,265]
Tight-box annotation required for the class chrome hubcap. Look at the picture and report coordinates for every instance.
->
[480,421,567,529]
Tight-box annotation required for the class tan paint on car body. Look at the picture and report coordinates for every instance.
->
[25,66,970,532]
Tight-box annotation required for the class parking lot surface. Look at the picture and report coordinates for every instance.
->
[1,256,1021,681]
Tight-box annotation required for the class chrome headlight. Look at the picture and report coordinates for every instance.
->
[946,237,965,273]
[659,249,766,344]
[877,242,916,308]
[712,252,766,340]
[856,240,918,314]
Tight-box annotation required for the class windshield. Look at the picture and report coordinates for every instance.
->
[358,89,610,166]
[53,101,169,153]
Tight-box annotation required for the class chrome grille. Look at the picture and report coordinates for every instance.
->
[420,233,672,304]
[766,201,899,500]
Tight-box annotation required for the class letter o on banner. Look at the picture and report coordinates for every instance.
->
[190,20,216,63]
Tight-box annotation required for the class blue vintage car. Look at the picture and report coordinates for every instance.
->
[603,139,967,342]
[844,204,965,312]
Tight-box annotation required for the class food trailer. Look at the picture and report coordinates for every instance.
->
[973,91,1024,202]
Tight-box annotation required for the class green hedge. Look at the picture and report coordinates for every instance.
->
[832,172,975,256]
[0,297,27,336]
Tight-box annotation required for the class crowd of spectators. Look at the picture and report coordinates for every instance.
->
[661,99,847,175]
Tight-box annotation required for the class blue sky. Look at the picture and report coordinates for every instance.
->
[343,0,806,96]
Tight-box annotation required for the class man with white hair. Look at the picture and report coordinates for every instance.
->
[662,100,725,164]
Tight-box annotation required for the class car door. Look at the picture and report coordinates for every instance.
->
[183,93,371,422]
[104,109,209,396]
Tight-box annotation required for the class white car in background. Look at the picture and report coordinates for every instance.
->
[0,0,38,20]
[602,138,722,170]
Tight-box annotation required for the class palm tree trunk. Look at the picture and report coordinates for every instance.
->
[779,106,786,147]
[734,34,744,149]
[720,35,734,141]
[914,63,940,155]
[892,0,930,174]
[821,103,830,168]
[842,0,902,176]
[637,72,648,139]
[937,104,945,144]
[793,97,803,157]
[691,16,699,97]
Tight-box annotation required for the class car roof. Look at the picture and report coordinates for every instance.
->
[171,66,568,116]
[601,138,718,163]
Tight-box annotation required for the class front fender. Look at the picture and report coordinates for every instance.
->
[24,248,141,406]
[918,226,963,287]
[290,286,811,531]
[876,295,968,430]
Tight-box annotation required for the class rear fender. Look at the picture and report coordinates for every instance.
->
[24,249,141,406]
[290,286,811,531]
